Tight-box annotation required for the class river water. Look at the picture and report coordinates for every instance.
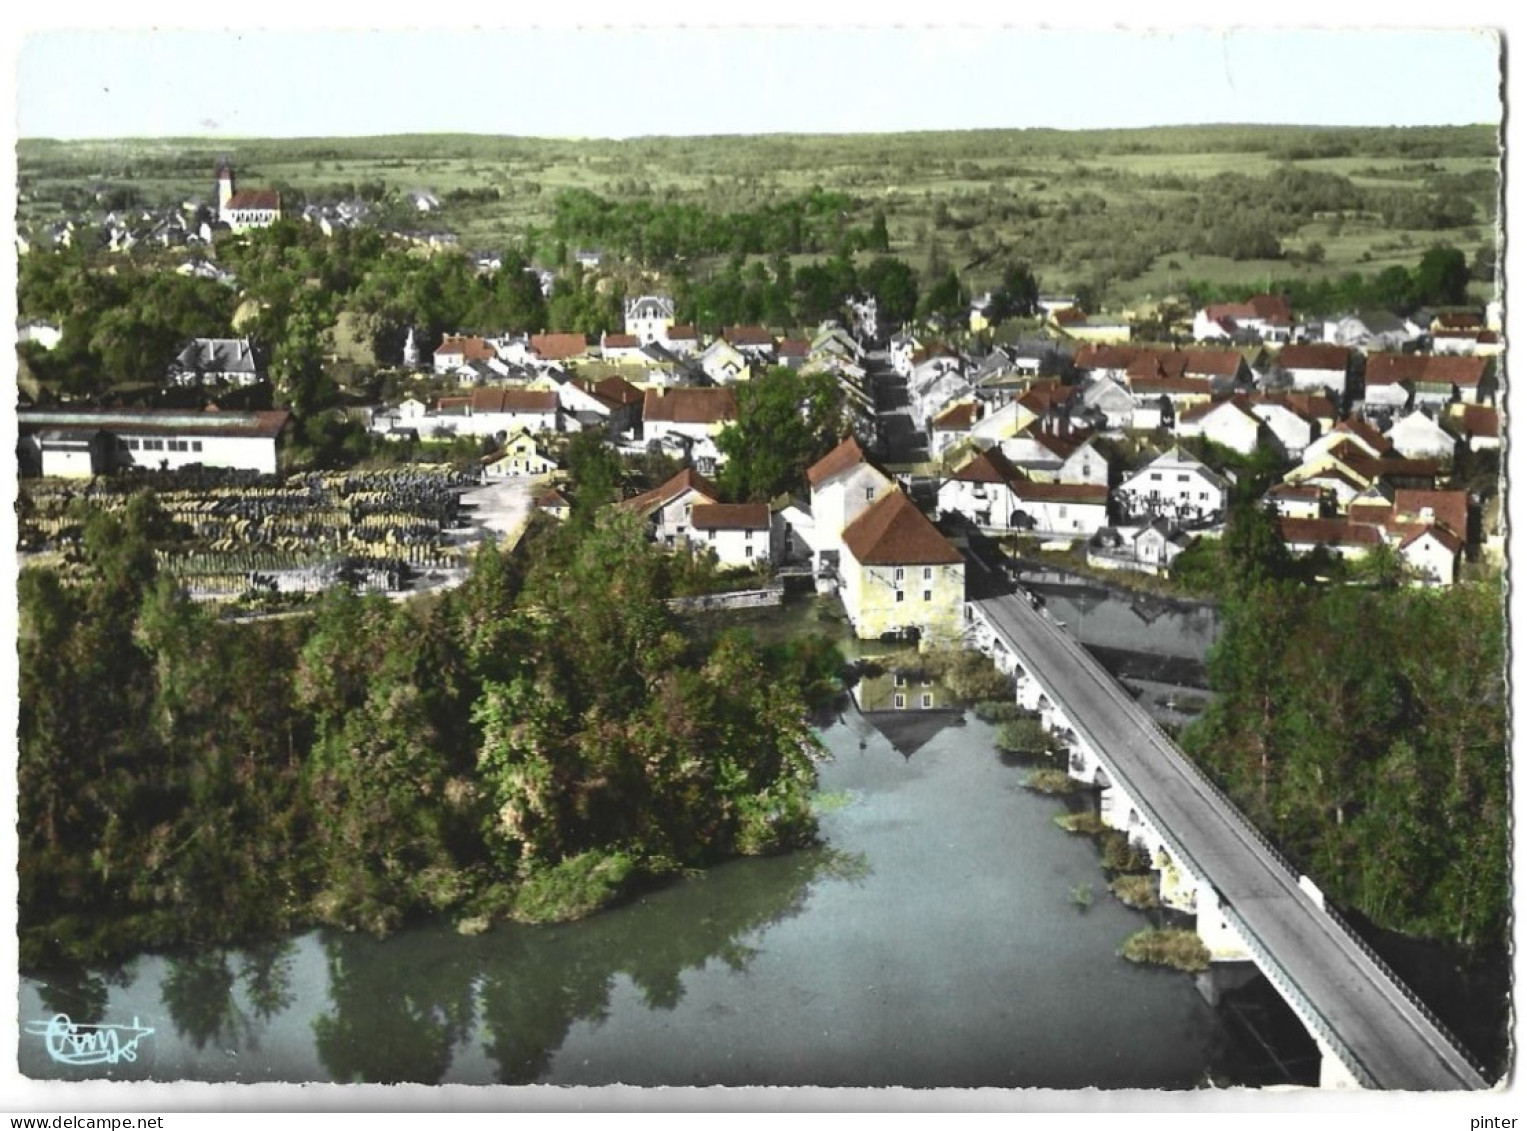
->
[19,707,1239,1091]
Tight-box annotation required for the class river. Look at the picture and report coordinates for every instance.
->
[19,704,1257,1091]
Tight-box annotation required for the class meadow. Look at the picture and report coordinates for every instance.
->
[17,123,1500,307]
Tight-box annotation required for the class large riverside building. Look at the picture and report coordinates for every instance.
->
[18,409,291,477]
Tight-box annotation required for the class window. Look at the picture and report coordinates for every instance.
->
[896,590,905,604]
[894,694,906,709]
[865,486,876,501]
[894,672,906,687]
[923,590,932,602]
[1149,472,1162,481]
[745,528,753,540]
[921,693,933,709]
[1199,492,1208,501]
[745,545,754,558]
[708,528,716,540]
[922,567,932,581]
[126,439,140,450]
[894,567,905,581]
[1177,473,1190,482]
[1058,506,1067,518]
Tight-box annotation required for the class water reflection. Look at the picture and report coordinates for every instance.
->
[34,963,132,1027]
[160,952,247,1052]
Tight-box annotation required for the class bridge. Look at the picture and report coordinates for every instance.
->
[966,591,1488,1091]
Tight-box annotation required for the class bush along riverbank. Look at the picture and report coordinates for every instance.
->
[18,499,849,970]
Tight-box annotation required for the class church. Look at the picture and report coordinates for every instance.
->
[215,159,282,232]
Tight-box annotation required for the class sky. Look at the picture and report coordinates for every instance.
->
[8,19,1507,140]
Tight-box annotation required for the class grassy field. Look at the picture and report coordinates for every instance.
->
[17,124,1500,308]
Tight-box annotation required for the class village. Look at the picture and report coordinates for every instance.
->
[15,159,1503,642]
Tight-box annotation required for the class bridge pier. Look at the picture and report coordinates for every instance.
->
[1194,960,1261,1008]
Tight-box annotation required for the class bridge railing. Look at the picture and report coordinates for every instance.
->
[977,597,1489,1083]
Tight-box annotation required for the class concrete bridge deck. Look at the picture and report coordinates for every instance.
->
[970,592,1488,1091]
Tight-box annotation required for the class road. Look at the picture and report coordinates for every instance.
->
[973,591,1487,1090]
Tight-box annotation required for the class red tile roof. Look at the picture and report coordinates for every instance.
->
[842,490,963,566]
[1365,352,1491,389]
[436,335,497,363]
[1182,349,1247,378]
[807,434,874,488]
[932,402,979,431]
[471,388,558,414]
[535,487,570,508]
[1277,517,1385,548]
[602,333,640,350]
[1073,344,1142,372]
[1392,488,1468,541]
[724,326,775,348]
[1127,351,1191,381]
[594,376,644,407]
[18,407,290,440]
[1434,311,1483,331]
[1010,481,1109,503]
[530,332,591,361]
[667,324,699,341]
[1452,404,1499,439]
[778,338,811,357]
[949,447,1020,484]
[1204,293,1292,325]
[1277,343,1350,371]
[621,467,720,515]
[1129,377,1215,397]
[225,190,280,211]
[642,387,739,426]
[1332,417,1393,456]
[1400,524,1464,555]
[690,502,771,531]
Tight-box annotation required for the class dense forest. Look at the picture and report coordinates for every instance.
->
[17,495,847,970]
[1180,511,1508,950]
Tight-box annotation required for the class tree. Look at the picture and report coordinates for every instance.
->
[861,256,919,327]
[987,262,1041,323]
[919,268,967,325]
[716,368,843,501]
[1412,245,1471,307]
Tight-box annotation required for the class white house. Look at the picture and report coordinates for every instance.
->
[1057,438,1112,487]
[621,467,722,550]
[688,503,778,567]
[167,337,266,387]
[1116,446,1232,524]
[17,320,62,350]
[1087,521,1193,577]
[1322,310,1421,352]
[1174,399,1263,456]
[624,295,676,344]
[1398,525,1463,586]
[1273,344,1351,394]
[698,339,751,385]
[1077,375,1136,431]
[1192,294,1293,342]
[1385,410,1458,462]
[806,434,896,578]
[434,335,498,374]
[642,387,739,475]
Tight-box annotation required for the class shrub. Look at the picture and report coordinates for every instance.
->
[1099,830,1153,875]
[510,850,636,924]
[1119,928,1211,973]
[922,647,1011,703]
[1024,769,1075,794]
[974,699,1026,723]
[1110,874,1161,910]
[1054,811,1106,835]
[996,718,1051,758]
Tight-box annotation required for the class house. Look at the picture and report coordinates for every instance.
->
[1276,517,1387,563]
[1125,377,1214,431]
[434,335,498,374]
[1272,344,1352,395]
[533,486,572,522]
[1072,344,1142,383]
[530,333,591,365]
[838,489,965,648]
[482,429,559,478]
[938,448,1108,538]
[641,387,739,474]
[600,332,645,363]
[215,161,281,232]
[806,434,896,578]
[1053,313,1132,344]
[1322,310,1421,352]
[1246,392,1335,459]
[698,338,751,385]
[167,337,266,387]
[688,503,778,568]
[1384,410,1458,463]
[1264,483,1325,520]
[1444,404,1500,452]
[1396,525,1464,586]
[1057,438,1112,487]
[620,467,721,549]
[723,326,777,362]
[1173,399,1264,456]
[18,408,290,477]
[1076,374,1137,431]
[624,295,676,344]
[1362,353,1496,414]
[575,249,603,268]
[777,339,811,371]
[1116,446,1232,525]
[428,388,563,438]
[889,331,923,377]
[665,324,701,357]
[1193,294,1293,342]
[929,401,980,460]
[1086,521,1193,578]
[772,496,817,563]
[969,292,997,334]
